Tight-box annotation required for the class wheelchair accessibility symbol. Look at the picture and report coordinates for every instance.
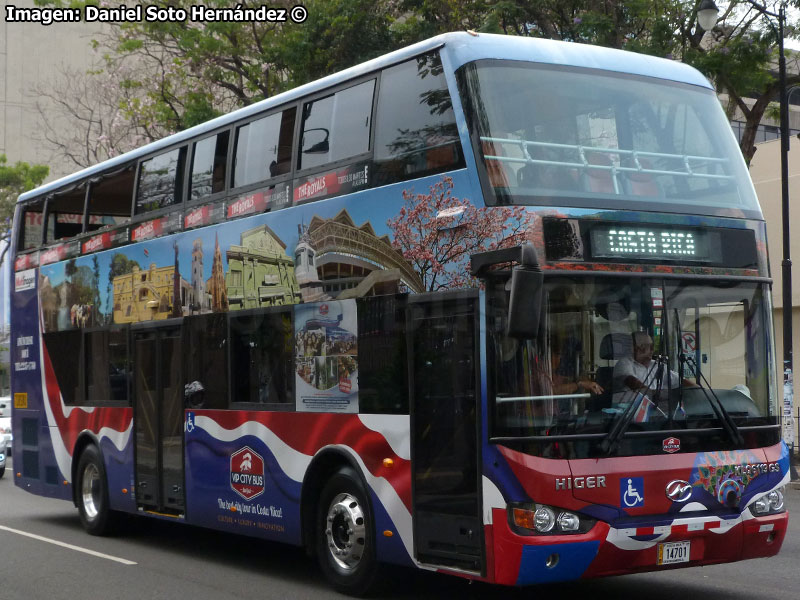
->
[185,412,196,434]
[621,477,645,508]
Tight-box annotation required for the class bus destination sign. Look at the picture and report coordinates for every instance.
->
[590,225,710,262]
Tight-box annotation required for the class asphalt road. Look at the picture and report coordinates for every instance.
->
[0,457,797,600]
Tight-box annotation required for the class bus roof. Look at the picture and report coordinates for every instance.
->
[19,32,713,204]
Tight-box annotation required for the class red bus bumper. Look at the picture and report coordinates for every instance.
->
[488,508,788,585]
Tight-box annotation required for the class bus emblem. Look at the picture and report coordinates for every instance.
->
[230,446,265,501]
[663,437,681,453]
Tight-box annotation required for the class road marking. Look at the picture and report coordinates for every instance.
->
[0,525,137,565]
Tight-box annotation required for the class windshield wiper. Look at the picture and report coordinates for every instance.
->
[683,355,745,446]
[600,358,661,456]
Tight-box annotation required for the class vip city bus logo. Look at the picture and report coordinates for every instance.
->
[230,447,265,501]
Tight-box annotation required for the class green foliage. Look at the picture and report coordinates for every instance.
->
[33,0,800,164]
[0,154,49,265]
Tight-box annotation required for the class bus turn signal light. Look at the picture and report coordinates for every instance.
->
[382,458,394,468]
[512,507,536,530]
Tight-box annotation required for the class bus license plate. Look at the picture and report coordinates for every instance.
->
[658,540,690,565]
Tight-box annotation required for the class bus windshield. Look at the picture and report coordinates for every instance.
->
[460,60,759,217]
[489,276,776,457]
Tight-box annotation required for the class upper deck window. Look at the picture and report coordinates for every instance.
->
[191,131,229,200]
[299,80,375,171]
[18,200,46,251]
[459,61,760,218]
[86,166,134,232]
[374,53,463,185]
[233,108,295,188]
[45,185,87,244]
[135,147,185,214]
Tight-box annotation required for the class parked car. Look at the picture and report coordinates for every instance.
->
[0,396,9,416]
[0,416,11,457]
[0,434,6,478]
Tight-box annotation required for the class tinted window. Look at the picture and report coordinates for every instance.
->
[45,186,87,243]
[184,313,228,409]
[86,328,129,404]
[234,108,296,187]
[230,309,294,407]
[356,295,408,414]
[43,330,84,405]
[86,167,134,232]
[135,148,184,214]
[374,54,463,185]
[191,132,229,200]
[299,80,375,171]
[19,200,45,250]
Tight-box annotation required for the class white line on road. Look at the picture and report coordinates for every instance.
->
[0,525,137,565]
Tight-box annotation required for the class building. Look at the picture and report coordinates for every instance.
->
[749,139,800,449]
[298,209,424,299]
[225,225,300,310]
[113,263,191,324]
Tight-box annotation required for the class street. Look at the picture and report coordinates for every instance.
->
[0,456,797,600]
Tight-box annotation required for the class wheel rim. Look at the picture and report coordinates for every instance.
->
[324,492,366,571]
[81,463,101,520]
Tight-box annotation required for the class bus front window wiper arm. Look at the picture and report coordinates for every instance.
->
[600,358,661,456]
[684,355,744,446]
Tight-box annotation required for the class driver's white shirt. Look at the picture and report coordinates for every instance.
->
[613,357,681,392]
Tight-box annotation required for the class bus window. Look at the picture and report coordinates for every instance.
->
[86,166,134,232]
[299,80,375,171]
[374,53,463,185]
[43,329,84,405]
[135,147,185,214]
[230,309,293,408]
[45,185,87,244]
[191,131,230,200]
[183,313,228,410]
[86,328,129,404]
[18,200,46,251]
[233,109,295,188]
[356,295,408,414]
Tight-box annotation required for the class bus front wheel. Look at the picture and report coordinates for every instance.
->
[316,467,379,596]
[76,445,120,536]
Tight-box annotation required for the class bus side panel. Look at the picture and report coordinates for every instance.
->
[184,410,414,565]
[10,269,71,500]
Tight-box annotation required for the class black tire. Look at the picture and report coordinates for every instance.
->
[0,465,5,479]
[316,467,379,596]
[76,445,121,536]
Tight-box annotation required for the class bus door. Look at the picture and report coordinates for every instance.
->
[133,325,185,514]
[408,293,483,572]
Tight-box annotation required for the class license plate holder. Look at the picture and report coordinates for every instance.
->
[658,540,690,565]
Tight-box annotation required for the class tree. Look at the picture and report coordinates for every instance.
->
[0,155,48,268]
[387,176,533,291]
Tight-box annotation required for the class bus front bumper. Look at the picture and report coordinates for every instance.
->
[489,508,788,585]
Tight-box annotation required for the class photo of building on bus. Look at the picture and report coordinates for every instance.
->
[8,32,789,595]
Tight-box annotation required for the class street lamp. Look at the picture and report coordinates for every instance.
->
[699,0,794,451]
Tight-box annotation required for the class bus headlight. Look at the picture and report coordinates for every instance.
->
[533,506,556,532]
[557,511,581,532]
[768,489,785,511]
[508,503,595,535]
[752,487,785,515]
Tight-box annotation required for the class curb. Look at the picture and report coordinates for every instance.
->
[789,481,800,491]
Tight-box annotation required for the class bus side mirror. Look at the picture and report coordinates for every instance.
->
[507,261,543,339]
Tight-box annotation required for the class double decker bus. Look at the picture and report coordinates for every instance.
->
[9,32,788,593]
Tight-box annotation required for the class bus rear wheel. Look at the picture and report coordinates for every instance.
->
[316,467,379,596]
[76,445,120,536]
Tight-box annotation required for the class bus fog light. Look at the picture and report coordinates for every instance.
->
[768,488,785,511]
[753,496,770,514]
[534,506,556,533]
[557,511,580,531]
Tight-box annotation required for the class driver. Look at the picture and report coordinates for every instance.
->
[614,331,695,399]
